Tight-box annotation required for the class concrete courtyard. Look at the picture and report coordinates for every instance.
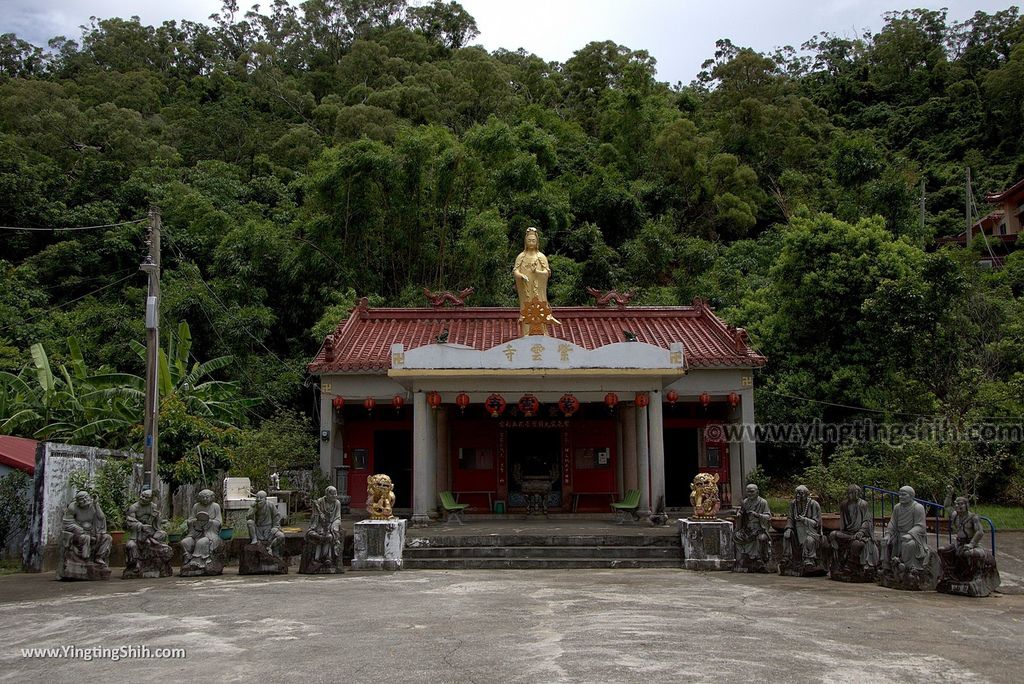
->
[1,563,1022,684]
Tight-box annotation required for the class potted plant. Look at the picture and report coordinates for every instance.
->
[94,459,134,544]
[219,526,235,541]
[166,517,187,543]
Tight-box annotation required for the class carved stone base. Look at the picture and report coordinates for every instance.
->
[829,561,877,583]
[878,557,940,591]
[352,519,406,570]
[57,559,111,581]
[180,555,224,577]
[123,554,173,579]
[299,544,344,574]
[937,554,1000,597]
[678,518,734,571]
[829,539,879,583]
[239,543,289,575]
[732,554,774,573]
[778,556,828,577]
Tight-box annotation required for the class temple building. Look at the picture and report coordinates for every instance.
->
[309,296,764,522]
[308,229,765,523]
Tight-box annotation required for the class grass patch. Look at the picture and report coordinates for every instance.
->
[973,505,1024,530]
[0,559,21,576]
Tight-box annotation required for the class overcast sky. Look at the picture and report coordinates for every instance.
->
[1,0,1015,84]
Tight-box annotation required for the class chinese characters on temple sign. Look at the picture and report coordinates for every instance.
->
[504,345,516,361]
[531,344,545,361]
[558,343,572,362]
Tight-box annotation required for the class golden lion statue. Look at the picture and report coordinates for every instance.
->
[690,472,721,519]
[366,474,396,520]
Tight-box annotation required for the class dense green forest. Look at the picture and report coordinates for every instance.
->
[1,1,1023,503]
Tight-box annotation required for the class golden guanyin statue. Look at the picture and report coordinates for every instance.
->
[690,472,721,519]
[366,474,397,520]
[513,227,560,336]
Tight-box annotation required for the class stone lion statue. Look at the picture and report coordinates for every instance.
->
[690,472,721,519]
[366,474,396,520]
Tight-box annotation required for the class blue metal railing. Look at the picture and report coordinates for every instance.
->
[863,485,996,556]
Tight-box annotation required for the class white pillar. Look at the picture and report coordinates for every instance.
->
[622,406,638,493]
[648,390,666,513]
[635,404,651,517]
[411,391,436,525]
[739,386,756,494]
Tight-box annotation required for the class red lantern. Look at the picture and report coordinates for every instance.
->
[485,393,506,418]
[728,391,740,408]
[604,392,619,411]
[665,389,679,406]
[558,393,580,417]
[699,391,711,408]
[332,396,345,412]
[427,391,442,409]
[634,392,650,408]
[456,392,471,414]
[363,397,376,414]
[518,394,540,417]
[392,394,405,412]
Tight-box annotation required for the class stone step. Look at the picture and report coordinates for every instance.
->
[404,545,681,559]
[402,558,684,570]
[405,534,680,548]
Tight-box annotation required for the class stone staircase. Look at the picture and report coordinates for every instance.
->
[403,533,683,569]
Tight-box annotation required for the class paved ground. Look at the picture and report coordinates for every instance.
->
[1,564,1022,684]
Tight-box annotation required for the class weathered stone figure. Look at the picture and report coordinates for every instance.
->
[879,485,939,590]
[367,474,397,520]
[123,489,173,579]
[733,484,773,573]
[828,484,879,582]
[513,227,560,336]
[780,485,826,576]
[300,486,345,574]
[180,488,224,576]
[241,490,288,574]
[58,490,112,580]
[937,496,1001,597]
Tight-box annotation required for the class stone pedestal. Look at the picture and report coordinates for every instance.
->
[937,549,1001,597]
[239,544,289,575]
[57,558,111,581]
[180,554,224,577]
[352,519,406,570]
[679,518,733,571]
[122,542,173,579]
[299,530,345,574]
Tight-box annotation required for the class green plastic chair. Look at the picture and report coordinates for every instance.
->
[439,491,470,525]
[610,489,641,524]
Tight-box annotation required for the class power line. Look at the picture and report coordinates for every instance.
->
[0,271,138,334]
[0,218,147,232]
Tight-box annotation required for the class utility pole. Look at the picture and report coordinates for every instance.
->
[919,179,926,234]
[140,206,161,492]
[966,167,972,243]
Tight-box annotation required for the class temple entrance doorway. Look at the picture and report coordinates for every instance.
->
[374,429,413,509]
[664,428,699,507]
[507,428,562,509]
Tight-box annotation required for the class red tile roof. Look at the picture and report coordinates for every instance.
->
[309,299,766,374]
[986,177,1024,203]
[0,435,37,474]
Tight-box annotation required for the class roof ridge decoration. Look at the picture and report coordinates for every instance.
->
[586,287,634,307]
[423,287,474,307]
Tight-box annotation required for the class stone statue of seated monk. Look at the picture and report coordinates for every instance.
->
[780,485,826,577]
[733,484,773,573]
[123,488,173,579]
[300,486,344,574]
[180,489,224,576]
[58,490,112,580]
[241,490,288,574]
[828,484,879,582]
[937,496,1000,597]
[879,485,940,590]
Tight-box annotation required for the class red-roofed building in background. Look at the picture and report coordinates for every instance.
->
[309,292,764,521]
[938,176,1023,266]
[0,435,37,476]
